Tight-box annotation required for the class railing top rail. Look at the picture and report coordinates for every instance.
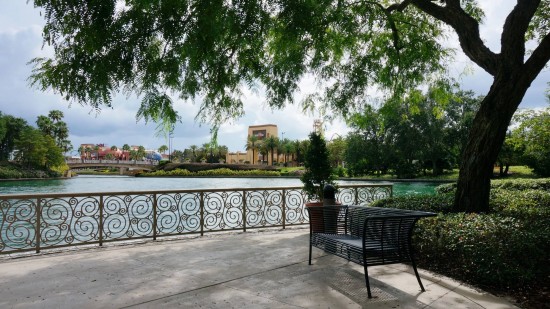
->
[0,183,392,199]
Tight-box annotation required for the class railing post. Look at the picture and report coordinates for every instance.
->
[242,190,247,232]
[153,194,158,240]
[200,192,204,236]
[35,198,41,253]
[99,195,104,246]
[282,189,286,229]
[355,187,359,205]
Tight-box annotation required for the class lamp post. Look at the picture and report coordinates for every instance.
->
[169,131,174,162]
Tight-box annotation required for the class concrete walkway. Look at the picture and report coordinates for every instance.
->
[0,228,518,309]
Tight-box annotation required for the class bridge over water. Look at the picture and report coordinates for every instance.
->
[66,160,158,174]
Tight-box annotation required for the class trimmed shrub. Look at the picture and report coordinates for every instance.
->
[435,178,550,195]
[491,178,550,191]
[414,213,549,289]
[372,194,454,213]
[434,182,456,194]
[490,188,550,219]
[374,181,550,294]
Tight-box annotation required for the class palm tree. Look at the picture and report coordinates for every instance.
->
[122,144,130,160]
[48,110,64,122]
[259,142,268,164]
[264,136,279,165]
[36,115,54,136]
[93,145,100,160]
[189,145,198,162]
[85,147,92,159]
[292,140,301,163]
[137,146,146,160]
[281,139,294,164]
[218,145,228,162]
[245,135,259,164]
[158,145,168,154]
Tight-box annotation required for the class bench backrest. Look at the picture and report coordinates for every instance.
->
[306,205,347,234]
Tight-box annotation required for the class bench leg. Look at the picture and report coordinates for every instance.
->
[411,259,426,292]
[309,234,313,265]
[363,264,372,298]
[309,243,312,265]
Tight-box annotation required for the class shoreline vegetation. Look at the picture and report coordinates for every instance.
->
[0,161,63,180]
[1,161,536,181]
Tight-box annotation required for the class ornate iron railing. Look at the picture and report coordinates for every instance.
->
[0,184,392,254]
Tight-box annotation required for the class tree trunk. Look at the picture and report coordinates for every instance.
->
[454,72,532,212]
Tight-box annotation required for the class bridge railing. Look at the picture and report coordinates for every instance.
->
[0,184,392,254]
[66,159,158,165]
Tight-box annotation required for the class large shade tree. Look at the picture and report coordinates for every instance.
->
[29,1,550,212]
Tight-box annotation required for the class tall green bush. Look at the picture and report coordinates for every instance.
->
[374,179,550,293]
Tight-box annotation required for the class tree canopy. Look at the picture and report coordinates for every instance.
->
[29,0,550,212]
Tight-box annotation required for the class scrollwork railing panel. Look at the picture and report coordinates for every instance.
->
[203,191,244,231]
[285,189,308,225]
[357,186,392,205]
[40,197,100,247]
[246,190,283,228]
[0,199,38,252]
[0,184,392,254]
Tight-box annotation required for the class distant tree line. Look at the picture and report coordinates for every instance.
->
[327,90,549,179]
[342,89,480,178]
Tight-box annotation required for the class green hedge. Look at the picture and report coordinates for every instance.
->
[435,178,550,194]
[372,194,454,213]
[373,181,550,292]
[414,213,549,288]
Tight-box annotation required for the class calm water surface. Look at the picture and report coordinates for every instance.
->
[0,175,440,196]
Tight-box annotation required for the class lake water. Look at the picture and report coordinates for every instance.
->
[0,175,441,196]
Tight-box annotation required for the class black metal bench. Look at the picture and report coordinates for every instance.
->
[306,205,436,298]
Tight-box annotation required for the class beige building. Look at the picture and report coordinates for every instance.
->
[226,124,279,165]
[225,151,247,164]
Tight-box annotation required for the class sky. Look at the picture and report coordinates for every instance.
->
[0,1,548,154]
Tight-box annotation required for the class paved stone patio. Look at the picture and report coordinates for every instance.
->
[0,228,519,308]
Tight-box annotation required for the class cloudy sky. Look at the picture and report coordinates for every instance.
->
[0,1,548,154]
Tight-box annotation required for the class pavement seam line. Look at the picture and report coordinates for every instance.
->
[224,285,308,309]
[118,259,313,308]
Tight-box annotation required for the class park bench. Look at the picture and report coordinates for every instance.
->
[306,205,436,298]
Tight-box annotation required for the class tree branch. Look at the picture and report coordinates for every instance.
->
[522,31,550,83]
[387,0,412,12]
[411,0,500,75]
[501,0,541,67]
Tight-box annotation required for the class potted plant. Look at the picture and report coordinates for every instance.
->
[301,132,337,206]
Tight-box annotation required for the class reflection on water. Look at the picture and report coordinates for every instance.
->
[0,175,441,196]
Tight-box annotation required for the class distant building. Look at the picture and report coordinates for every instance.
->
[226,124,279,165]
